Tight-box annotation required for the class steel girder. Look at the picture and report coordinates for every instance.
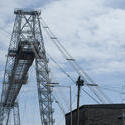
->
[0,9,54,125]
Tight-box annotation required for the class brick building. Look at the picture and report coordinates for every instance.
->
[65,104,125,125]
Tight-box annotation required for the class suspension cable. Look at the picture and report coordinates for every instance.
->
[0,24,102,104]
[39,17,111,103]
[47,53,100,104]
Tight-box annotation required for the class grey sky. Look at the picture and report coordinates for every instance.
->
[105,0,125,9]
[0,0,125,125]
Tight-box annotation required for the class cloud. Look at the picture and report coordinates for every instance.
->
[105,0,125,9]
[0,50,7,65]
[42,0,125,76]
[0,0,125,124]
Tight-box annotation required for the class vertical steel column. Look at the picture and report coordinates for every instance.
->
[34,13,54,125]
[0,11,22,125]
[13,102,20,125]
[0,9,54,125]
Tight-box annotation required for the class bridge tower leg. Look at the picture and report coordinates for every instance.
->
[33,10,54,125]
[0,8,22,125]
[13,103,20,125]
[0,9,54,125]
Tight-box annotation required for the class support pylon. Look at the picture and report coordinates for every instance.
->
[0,9,54,125]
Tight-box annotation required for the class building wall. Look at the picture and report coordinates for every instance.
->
[65,104,125,125]
[85,108,123,125]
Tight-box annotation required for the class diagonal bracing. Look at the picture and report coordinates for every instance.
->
[0,9,54,125]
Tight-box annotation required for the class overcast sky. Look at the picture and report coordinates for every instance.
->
[0,0,125,125]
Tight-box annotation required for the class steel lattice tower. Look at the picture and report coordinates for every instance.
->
[0,9,54,125]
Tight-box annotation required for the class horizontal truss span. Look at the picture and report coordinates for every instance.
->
[3,41,35,107]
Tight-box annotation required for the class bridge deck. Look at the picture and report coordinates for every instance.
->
[3,41,35,107]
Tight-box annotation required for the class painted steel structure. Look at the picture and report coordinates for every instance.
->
[0,9,54,125]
